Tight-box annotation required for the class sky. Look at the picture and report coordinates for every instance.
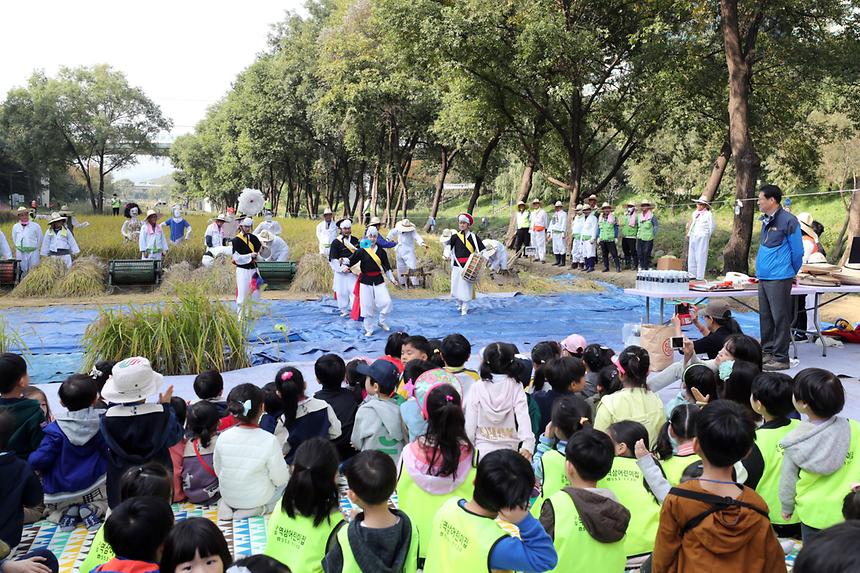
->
[1,0,306,182]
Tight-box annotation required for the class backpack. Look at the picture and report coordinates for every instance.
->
[668,486,769,536]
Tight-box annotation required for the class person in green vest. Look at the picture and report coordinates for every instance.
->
[110,194,122,216]
[513,200,531,256]
[620,202,638,269]
[538,428,631,573]
[264,438,345,573]
[635,200,659,270]
[396,381,475,568]
[78,462,172,573]
[323,450,419,573]
[598,202,622,273]
[423,449,558,573]
[747,372,801,538]
[597,421,662,562]
[650,404,702,486]
[779,368,859,542]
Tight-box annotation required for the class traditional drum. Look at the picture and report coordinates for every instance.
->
[462,253,483,283]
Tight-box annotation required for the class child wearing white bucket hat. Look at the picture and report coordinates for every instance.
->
[99,357,184,508]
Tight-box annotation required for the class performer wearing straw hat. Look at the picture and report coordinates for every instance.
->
[636,199,659,270]
[232,217,264,317]
[443,213,485,316]
[549,201,567,266]
[620,201,638,270]
[598,202,622,273]
[316,207,338,256]
[513,200,531,255]
[687,195,716,280]
[365,216,397,248]
[482,239,509,273]
[580,205,599,272]
[529,198,548,263]
[349,226,399,336]
[329,219,360,317]
[570,204,584,269]
[139,209,169,261]
[257,230,289,262]
[12,206,41,277]
[40,212,79,269]
[204,213,229,248]
[387,218,426,286]
[58,205,89,234]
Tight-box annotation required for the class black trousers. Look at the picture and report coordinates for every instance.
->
[112,207,119,216]
[759,278,794,363]
[514,228,531,253]
[622,237,638,268]
[600,241,621,270]
[636,239,654,270]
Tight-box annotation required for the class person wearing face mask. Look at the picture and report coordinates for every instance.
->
[139,210,169,261]
[329,219,360,318]
[120,204,142,243]
[254,210,282,237]
[41,212,80,269]
[671,300,742,361]
[232,218,263,317]
[12,207,41,278]
[162,206,191,244]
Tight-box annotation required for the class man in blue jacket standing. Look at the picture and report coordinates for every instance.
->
[755,184,804,371]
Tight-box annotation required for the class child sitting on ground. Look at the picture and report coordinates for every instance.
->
[214,383,290,520]
[351,359,405,460]
[581,344,615,398]
[652,401,784,572]
[265,438,344,573]
[160,518,233,573]
[0,353,44,459]
[93,496,175,573]
[440,333,479,397]
[345,358,371,403]
[651,403,701,486]
[90,360,116,409]
[663,363,717,417]
[0,408,45,554]
[531,395,591,515]
[745,372,800,538]
[22,386,52,426]
[313,353,360,460]
[193,369,228,417]
[423,449,558,573]
[28,374,109,531]
[598,421,662,563]
[99,357,183,508]
[586,364,622,419]
[780,368,859,541]
[273,366,341,463]
[538,428,631,573]
[168,397,188,503]
[181,401,221,505]
[397,381,472,567]
[399,359,438,442]
[381,331,409,373]
[324,450,419,573]
[464,342,535,460]
[532,356,588,433]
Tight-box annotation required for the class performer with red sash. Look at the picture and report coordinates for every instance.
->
[329,219,360,317]
[231,217,264,318]
[443,213,485,316]
[348,226,399,336]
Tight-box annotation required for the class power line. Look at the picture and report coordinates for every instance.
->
[654,188,859,209]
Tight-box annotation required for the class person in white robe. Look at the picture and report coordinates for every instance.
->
[254,210,283,237]
[231,218,263,318]
[204,214,228,249]
[687,195,716,280]
[549,201,567,266]
[138,210,169,261]
[12,207,41,277]
[258,230,289,262]
[570,205,585,268]
[386,218,427,286]
[40,213,80,269]
[316,208,338,256]
[481,239,509,273]
[349,227,399,336]
[328,219,360,317]
[529,199,548,263]
[580,205,599,272]
[442,213,485,316]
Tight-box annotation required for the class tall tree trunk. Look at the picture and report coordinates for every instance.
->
[701,137,732,202]
[350,161,365,218]
[467,132,502,214]
[505,154,538,247]
[426,146,458,231]
[384,163,394,225]
[370,162,380,217]
[720,0,761,274]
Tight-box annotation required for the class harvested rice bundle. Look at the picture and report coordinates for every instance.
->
[11,257,67,297]
[289,253,333,294]
[52,256,107,297]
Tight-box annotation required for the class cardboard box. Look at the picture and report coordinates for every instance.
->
[657,256,683,271]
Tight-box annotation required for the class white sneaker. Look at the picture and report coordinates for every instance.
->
[339,311,349,318]
[460,307,468,316]
[364,331,374,338]
[379,322,390,332]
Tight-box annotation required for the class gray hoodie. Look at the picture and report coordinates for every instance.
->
[779,416,851,515]
[323,510,414,573]
[351,396,404,461]
[56,408,102,446]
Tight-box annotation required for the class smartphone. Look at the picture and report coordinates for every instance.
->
[676,303,692,326]
[670,336,684,350]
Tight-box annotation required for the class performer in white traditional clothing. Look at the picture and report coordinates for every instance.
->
[529,199,548,263]
[316,208,338,256]
[687,195,716,280]
[257,230,289,262]
[0,228,11,260]
[201,245,232,268]
[349,227,399,336]
[443,213,485,316]
[12,207,41,277]
[204,214,228,249]
[222,208,239,241]
[570,205,585,269]
[121,204,142,243]
[40,212,80,269]
[580,205,599,272]
[231,218,263,317]
[482,239,509,273]
[386,218,426,286]
[59,205,89,235]
[254,210,283,237]
[328,219,360,317]
[549,201,567,266]
[139,210,169,261]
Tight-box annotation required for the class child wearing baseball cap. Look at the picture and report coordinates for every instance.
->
[351,359,406,461]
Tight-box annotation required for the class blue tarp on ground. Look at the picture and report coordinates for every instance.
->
[4,284,762,383]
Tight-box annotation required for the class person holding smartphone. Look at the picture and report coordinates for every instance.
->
[671,300,742,360]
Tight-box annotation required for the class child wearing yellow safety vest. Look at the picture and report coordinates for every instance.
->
[779,368,860,543]
[423,449,558,573]
[538,429,631,573]
[323,451,419,573]
[264,439,345,573]
[746,372,801,538]
[651,404,702,487]
[530,395,591,516]
[598,421,662,563]
[396,377,474,568]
